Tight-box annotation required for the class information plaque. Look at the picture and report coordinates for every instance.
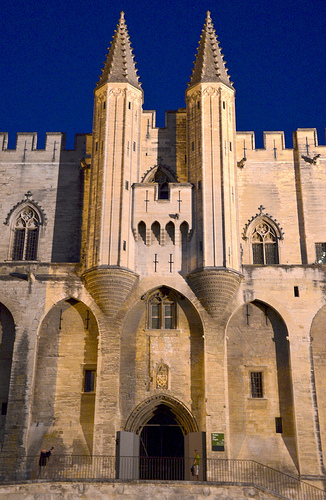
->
[211,432,225,451]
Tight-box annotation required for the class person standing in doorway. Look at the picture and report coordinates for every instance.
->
[193,449,200,480]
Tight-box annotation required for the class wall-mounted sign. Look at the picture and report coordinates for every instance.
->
[211,432,225,451]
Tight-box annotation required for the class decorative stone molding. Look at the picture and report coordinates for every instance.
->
[155,363,169,390]
[203,86,220,97]
[141,164,178,183]
[108,88,125,97]
[124,394,198,434]
[4,192,47,226]
[242,205,284,241]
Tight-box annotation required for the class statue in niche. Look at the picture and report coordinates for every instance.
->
[156,364,169,390]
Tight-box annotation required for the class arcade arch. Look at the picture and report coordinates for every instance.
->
[226,300,298,473]
[0,303,15,448]
[29,299,99,455]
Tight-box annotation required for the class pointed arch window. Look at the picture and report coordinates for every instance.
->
[148,289,176,330]
[154,170,169,200]
[12,207,39,261]
[252,222,279,265]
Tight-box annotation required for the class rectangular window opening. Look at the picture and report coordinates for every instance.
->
[1,402,7,415]
[133,141,136,151]
[294,286,299,297]
[250,371,263,398]
[164,304,174,329]
[275,417,283,433]
[125,180,129,190]
[151,304,160,329]
[84,370,96,393]
[223,101,226,109]
[123,240,126,251]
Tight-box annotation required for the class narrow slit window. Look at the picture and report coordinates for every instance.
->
[84,370,96,392]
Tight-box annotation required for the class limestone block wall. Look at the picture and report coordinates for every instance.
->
[118,274,207,437]
[293,128,326,264]
[140,110,185,179]
[236,131,301,266]
[237,265,326,476]
[0,133,85,264]
[0,263,100,461]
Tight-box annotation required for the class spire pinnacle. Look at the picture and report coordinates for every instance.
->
[189,13,232,88]
[97,12,142,90]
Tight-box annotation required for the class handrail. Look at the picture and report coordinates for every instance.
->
[0,455,325,500]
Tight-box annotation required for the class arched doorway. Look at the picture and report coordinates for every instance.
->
[122,395,200,480]
[139,404,184,479]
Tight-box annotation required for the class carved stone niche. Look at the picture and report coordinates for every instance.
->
[155,363,169,390]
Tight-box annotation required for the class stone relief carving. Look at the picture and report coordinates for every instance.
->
[156,363,169,390]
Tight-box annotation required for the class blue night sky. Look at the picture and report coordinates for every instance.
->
[1,0,325,149]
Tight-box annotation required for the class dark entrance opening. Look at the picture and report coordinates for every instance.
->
[139,404,184,480]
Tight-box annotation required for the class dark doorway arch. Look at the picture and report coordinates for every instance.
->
[125,395,198,480]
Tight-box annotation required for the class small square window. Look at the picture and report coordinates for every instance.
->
[250,372,263,398]
[84,370,96,392]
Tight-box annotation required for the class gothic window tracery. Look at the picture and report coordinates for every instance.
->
[252,221,279,265]
[12,206,40,261]
[148,289,176,330]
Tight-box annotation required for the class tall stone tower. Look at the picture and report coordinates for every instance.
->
[83,12,141,315]
[83,12,142,454]
[186,12,241,320]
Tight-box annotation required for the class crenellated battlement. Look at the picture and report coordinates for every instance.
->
[236,128,326,162]
[0,132,87,161]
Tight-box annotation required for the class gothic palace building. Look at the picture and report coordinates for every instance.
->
[0,11,326,482]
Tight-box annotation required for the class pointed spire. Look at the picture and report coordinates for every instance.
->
[189,11,233,88]
[97,12,142,90]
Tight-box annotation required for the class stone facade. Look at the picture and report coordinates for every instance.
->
[0,10,326,486]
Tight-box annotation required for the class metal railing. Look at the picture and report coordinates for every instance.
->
[0,455,325,500]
